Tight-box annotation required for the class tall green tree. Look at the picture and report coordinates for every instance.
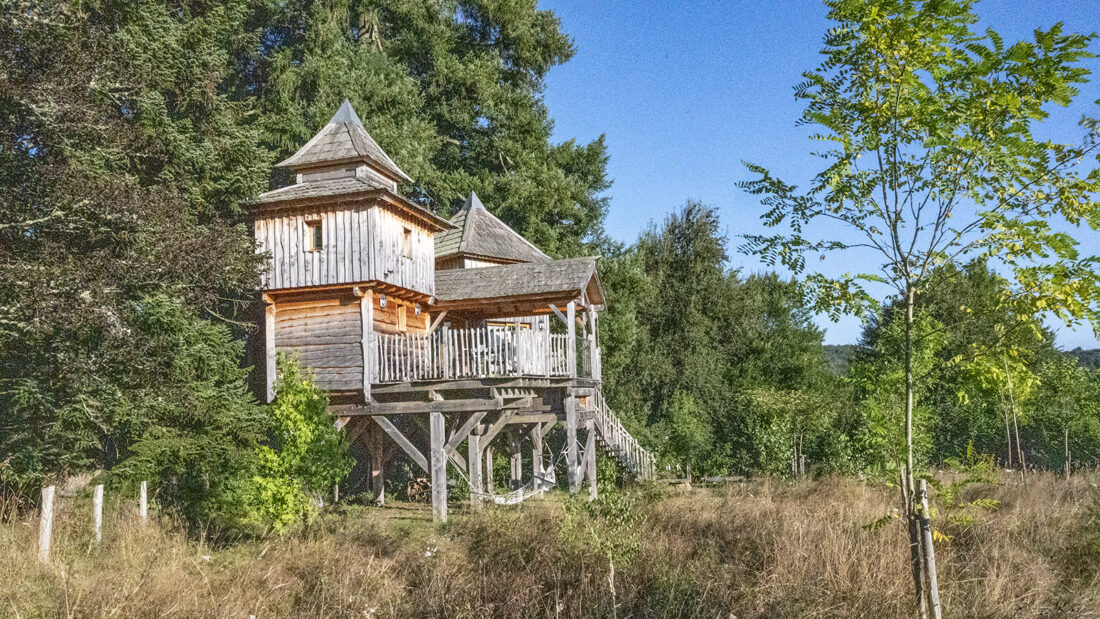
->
[739,0,1100,613]
[599,202,833,474]
[0,1,268,495]
[250,0,610,256]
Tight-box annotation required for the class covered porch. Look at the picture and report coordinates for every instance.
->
[368,256,605,387]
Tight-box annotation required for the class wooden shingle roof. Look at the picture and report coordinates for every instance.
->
[276,99,412,182]
[434,256,604,308]
[434,192,551,264]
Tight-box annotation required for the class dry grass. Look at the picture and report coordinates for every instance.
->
[3,473,1099,618]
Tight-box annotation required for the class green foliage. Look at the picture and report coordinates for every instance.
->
[1,0,267,496]
[252,0,609,257]
[739,0,1100,480]
[599,202,838,475]
[232,355,353,534]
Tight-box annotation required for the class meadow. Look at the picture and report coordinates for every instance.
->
[4,473,1099,618]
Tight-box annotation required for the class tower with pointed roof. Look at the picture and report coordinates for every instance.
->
[248,99,654,520]
[251,100,452,401]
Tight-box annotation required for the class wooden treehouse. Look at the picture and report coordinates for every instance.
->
[252,100,654,520]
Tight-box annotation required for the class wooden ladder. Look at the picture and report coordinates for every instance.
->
[590,388,656,479]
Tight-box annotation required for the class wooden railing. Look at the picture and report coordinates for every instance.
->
[592,389,656,479]
[373,326,598,383]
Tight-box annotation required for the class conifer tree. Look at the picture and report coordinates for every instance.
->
[249,0,610,256]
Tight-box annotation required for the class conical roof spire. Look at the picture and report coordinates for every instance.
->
[463,191,486,211]
[434,192,550,264]
[276,99,412,182]
[329,98,363,126]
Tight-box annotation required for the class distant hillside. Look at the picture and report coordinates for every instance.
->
[1066,348,1100,370]
[824,344,859,376]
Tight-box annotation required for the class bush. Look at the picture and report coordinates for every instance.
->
[227,355,352,534]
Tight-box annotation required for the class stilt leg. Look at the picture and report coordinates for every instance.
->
[468,431,482,509]
[566,394,579,495]
[585,419,597,500]
[530,424,544,493]
[429,412,447,522]
[508,427,523,490]
[370,422,385,505]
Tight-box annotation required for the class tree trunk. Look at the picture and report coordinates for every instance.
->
[903,285,928,619]
[1003,356,1026,477]
[1004,407,1013,469]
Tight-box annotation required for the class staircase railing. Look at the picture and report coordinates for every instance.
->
[591,389,656,479]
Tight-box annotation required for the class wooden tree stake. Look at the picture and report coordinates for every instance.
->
[918,480,942,619]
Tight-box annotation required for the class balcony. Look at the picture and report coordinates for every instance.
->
[372,324,601,383]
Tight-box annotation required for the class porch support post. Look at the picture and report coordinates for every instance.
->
[565,394,579,494]
[359,289,375,401]
[530,423,544,493]
[566,300,577,378]
[484,445,494,494]
[369,422,385,505]
[429,411,447,522]
[264,296,276,403]
[508,427,523,490]
[585,418,598,500]
[468,426,483,509]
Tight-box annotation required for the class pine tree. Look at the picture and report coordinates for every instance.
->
[249,0,610,256]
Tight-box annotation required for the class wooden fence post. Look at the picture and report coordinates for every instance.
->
[139,480,148,521]
[38,485,55,564]
[93,484,104,543]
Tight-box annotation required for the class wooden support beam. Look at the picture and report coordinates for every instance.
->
[566,300,577,378]
[565,395,579,495]
[370,423,385,504]
[482,409,517,446]
[585,419,597,500]
[468,431,483,509]
[360,290,374,401]
[368,397,504,415]
[373,416,428,474]
[264,300,276,403]
[548,303,568,326]
[426,310,448,335]
[508,427,522,491]
[429,411,447,522]
[411,413,466,472]
[540,419,556,438]
[484,445,494,494]
[531,423,545,492]
[445,412,487,455]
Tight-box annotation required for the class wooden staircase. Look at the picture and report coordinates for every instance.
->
[591,389,657,479]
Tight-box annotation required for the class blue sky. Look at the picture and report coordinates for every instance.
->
[539,0,1100,349]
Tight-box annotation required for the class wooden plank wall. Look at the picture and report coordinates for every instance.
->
[274,298,363,391]
[372,295,430,335]
[257,205,434,295]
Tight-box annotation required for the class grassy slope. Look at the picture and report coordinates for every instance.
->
[3,474,1100,617]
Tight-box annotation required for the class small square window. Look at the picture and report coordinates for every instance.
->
[306,220,323,252]
[402,227,413,259]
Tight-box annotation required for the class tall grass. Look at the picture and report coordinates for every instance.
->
[3,473,1099,617]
